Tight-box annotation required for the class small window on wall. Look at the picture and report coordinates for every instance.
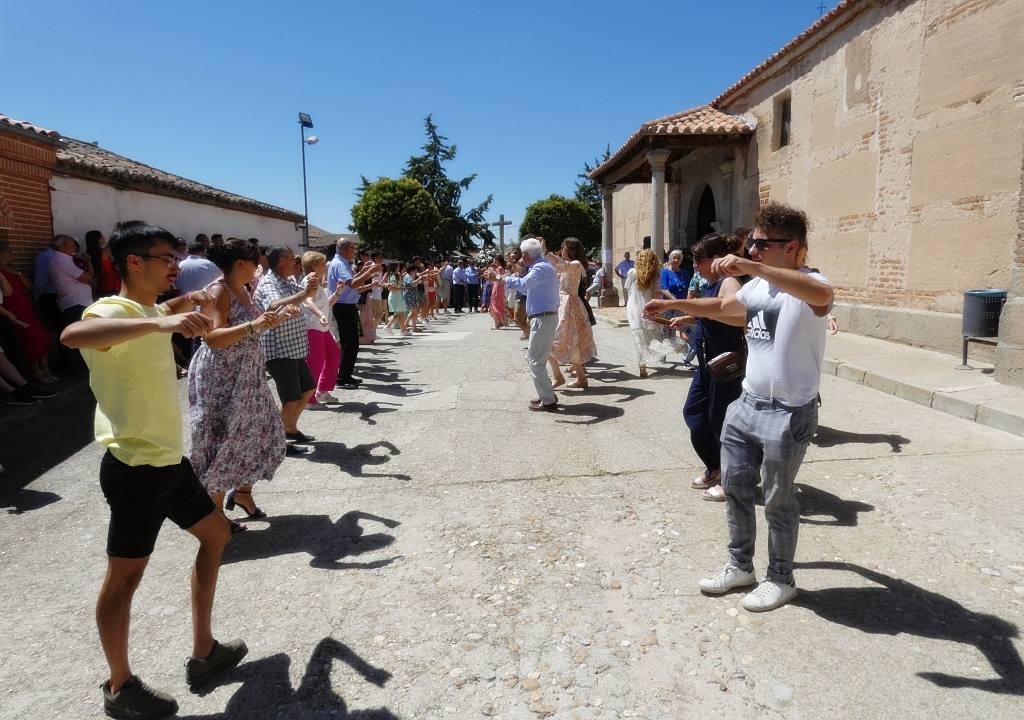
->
[773,93,792,150]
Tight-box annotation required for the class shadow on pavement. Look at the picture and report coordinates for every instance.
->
[180,636,399,719]
[359,383,430,399]
[0,382,95,513]
[793,561,1024,694]
[326,401,400,426]
[554,402,625,426]
[752,483,874,527]
[564,385,655,403]
[307,440,411,481]
[223,510,401,570]
[812,425,911,453]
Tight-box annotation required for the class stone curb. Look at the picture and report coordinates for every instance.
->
[822,358,1024,439]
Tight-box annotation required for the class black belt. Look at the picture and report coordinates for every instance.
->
[528,311,558,320]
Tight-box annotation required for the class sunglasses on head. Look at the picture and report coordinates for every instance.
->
[746,238,792,251]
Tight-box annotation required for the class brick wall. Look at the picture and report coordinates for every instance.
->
[0,131,57,273]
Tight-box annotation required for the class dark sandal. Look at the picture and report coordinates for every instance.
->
[225,489,267,519]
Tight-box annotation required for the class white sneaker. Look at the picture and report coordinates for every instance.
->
[698,565,757,595]
[316,391,339,404]
[742,579,798,612]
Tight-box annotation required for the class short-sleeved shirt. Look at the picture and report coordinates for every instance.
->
[81,297,182,467]
[254,271,309,360]
[689,271,708,295]
[660,267,692,299]
[327,255,359,305]
[50,252,94,311]
[736,269,831,406]
[465,266,479,284]
[452,267,468,285]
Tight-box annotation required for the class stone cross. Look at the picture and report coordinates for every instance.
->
[490,214,512,255]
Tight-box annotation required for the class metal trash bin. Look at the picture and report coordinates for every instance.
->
[959,288,1007,367]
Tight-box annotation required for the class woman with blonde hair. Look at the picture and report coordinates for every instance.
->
[625,249,675,377]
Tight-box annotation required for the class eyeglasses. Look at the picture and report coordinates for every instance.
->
[746,238,792,251]
[133,253,179,266]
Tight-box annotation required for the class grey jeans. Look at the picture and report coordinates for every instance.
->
[527,314,558,405]
[720,390,818,585]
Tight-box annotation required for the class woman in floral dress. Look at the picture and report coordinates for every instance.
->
[488,256,507,329]
[188,239,289,531]
[545,237,597,389]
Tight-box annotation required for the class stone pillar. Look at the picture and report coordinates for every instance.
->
[600,185,619,308]
[648,149,671,259]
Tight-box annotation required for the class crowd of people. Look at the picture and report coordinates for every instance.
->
[8,198,835,718]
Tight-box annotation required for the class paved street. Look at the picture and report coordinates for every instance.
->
[2,313,1024,720]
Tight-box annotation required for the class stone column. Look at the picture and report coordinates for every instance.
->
[600,185,619,308]
[648,149,671,259]
[994,140,1024,386]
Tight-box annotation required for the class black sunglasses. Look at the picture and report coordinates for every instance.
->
[746,238,792,251]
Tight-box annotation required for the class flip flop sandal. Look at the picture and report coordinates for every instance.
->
[691,471,720,489]
[702,485,727,502]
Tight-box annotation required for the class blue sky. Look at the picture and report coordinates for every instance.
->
[5,0,837,241]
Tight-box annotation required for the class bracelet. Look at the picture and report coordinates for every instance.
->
[245,321,255,337]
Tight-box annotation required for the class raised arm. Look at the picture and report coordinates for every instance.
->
[61,312,212,350]
[712,255,832,313]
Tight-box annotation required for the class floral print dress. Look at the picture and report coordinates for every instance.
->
[548,257,598,365]
[188,281,285,494]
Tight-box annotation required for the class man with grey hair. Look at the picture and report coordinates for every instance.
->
[327,238,379,386]
[489,235,560,411]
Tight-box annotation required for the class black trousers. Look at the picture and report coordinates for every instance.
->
[452,284,466,312]
[332,303,360,382]
[467,283,481,310]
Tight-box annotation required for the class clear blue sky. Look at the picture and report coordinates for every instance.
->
[5,0,837,242]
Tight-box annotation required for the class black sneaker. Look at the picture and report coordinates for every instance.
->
[185,639,248,687]
[285,443,311,456]
[23,383,57,399]
[285,431,316,443]
[102,675,178,720]
[6,388,39,406]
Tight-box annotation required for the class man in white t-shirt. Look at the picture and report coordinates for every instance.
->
[50,234,94,325]
[679,203,833,612]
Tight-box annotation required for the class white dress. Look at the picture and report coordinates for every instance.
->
[625,268,679,365]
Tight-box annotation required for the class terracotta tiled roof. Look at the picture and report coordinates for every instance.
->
[591,105,753,180]
[713,0,866,106]
[56,137,303,222]
[0,112,61,140]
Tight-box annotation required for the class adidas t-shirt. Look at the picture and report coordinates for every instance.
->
[736,269,830,406]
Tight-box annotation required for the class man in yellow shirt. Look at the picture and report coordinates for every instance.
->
[62,221,247,720]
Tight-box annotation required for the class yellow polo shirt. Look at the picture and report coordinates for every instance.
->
[81,297,183,467]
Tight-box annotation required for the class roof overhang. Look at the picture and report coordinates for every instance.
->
[590,104,753,186]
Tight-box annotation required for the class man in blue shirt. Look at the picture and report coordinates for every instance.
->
[438,260,454,312]
[493,236,560,411]
[327,239,379,386]
[465,262,481,312]
[451,260,468,313]
[615,252,634,307]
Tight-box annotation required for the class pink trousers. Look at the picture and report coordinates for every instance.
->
[306,329,340,399]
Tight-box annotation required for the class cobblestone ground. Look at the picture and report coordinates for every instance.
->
[2,312,1024,719]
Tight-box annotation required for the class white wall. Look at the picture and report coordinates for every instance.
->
[51,176,303,250]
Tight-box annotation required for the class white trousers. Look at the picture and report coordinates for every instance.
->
[527,314,558,405]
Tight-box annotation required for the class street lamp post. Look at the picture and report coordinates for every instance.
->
[298,112,318,251]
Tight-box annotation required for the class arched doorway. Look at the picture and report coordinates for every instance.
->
[695,185,716,240]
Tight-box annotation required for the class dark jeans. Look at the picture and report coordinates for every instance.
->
[332,303,359,382]
[467,283,481,310]
[452,284,466,312]
[682,366,743,474]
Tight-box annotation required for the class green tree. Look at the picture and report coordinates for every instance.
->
[350,177,441,259]
[519,195,602,256]
[403,114,494,256]
[574,144,611,214]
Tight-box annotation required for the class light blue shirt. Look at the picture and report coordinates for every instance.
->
[452,267,468,285]
[175,255,223,294]
[465,266,479,284]
[503,258,559,317]
[327,255,359,304]
[615,259,634,279]
[439,264,454,281]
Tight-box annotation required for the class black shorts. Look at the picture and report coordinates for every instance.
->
[266,357,315,403]
[99,452,215,558]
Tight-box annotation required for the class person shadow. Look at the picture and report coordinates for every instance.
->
[0,487,61,514]
[360,383,430,399]
[563,385,655,403]
[180,636,399,719]
[793,561,1024,694]
[330,401,400,426]
[751,484,873,527]
[812,425,911,453]
[307,441,412,481]
[223,510,401,570]
[554,402,625,426]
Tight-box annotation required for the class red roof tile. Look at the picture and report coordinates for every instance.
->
[0,112,61,140]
